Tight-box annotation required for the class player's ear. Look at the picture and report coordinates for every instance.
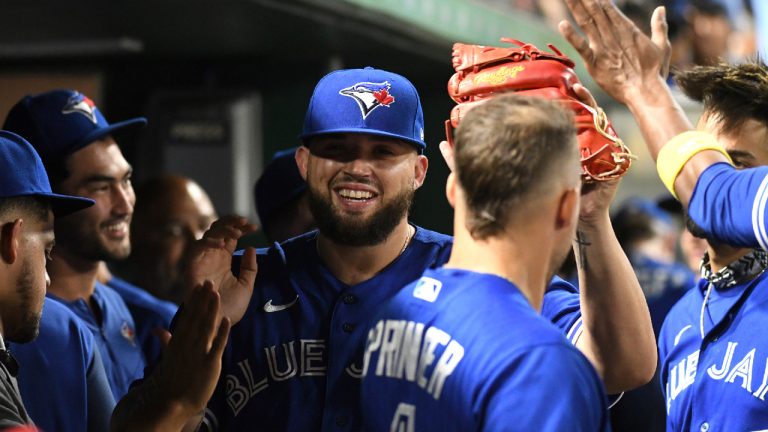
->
[296,146,310,181]
[445,172,457,209]
[554,187,579,231]
[0,219,23,265]
[413,154,428,189]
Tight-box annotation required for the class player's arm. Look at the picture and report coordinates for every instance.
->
[570,179,656,393]
[111,282,229,432]
[558,0,728,207]
[558,0,767,247]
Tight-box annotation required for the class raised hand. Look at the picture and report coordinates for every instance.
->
[185,215,258,325]
[110,281,231,431]
[558,0,670,105]
[156,281,230,414]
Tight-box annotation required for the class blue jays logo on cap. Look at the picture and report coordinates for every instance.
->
[300,67,426,150]
[62,93,98,124]
[2,89,147,166]
[339,81,396,119]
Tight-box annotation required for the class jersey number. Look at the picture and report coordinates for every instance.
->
[390,403,416,432]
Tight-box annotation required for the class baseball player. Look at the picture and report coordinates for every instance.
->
[119,175,217,305]
[254,147,314,244]
[560,0,768,429]
[10,297,115,432]
[2,90,154,400]
[0,130,94,429]
[113,66,654,431]
[360,94,610,431]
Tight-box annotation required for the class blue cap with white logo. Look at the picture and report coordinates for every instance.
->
[2,89,146,167]
[0,130,94,216]
[300,67,426,149]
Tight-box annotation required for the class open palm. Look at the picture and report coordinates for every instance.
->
[186,215,258,325]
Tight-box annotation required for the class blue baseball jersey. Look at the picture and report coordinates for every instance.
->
[9,298,114,432]
[201,227,585,431]
[658,271,768,431]
[688,162,768,249]
[107,276,177,367]
[631,253,696,335]
[50,282,146,400]
[360,268,610,431]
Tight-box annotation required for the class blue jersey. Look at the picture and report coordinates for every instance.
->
[631,253,696,335]
[360,268,610,431]
[107,276,177,367]
[51,282,146,400]
[9,298,114,432]
[688,162,768,249]
[658,271,768,431]
[202,227,584,431]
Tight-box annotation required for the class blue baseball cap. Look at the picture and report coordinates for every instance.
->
[0,130,94,216]
[255,147,306,228]
[2,89,146,167]
[300,67,425,149]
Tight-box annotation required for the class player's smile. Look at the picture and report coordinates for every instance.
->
[102,218,130,239]
[333,183,380,213]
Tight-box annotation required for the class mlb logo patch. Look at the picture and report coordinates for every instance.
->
[413,277,442,302]
[339,81,395,119]
[62,92,98,124]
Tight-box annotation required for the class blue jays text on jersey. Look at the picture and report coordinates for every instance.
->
[360,268,610,431]
[656,156,768,430]
[659,269,768,431]
[201,227,584,431]
[50,282,147,401]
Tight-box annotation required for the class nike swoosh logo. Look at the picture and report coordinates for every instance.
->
[263,296,299,313]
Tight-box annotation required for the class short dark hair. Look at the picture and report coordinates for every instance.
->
[0,196,51,222]
[454,94,578,239]
[676,60,768,135]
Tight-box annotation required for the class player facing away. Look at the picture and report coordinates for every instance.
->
[360,94,610,431]
[558,0,768,429]
[113,66,654,431]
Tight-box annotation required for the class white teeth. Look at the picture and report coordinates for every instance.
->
[339,189,374,200]
[105,222,126,232]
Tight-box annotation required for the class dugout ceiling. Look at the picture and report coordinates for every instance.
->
[0,0,569,69]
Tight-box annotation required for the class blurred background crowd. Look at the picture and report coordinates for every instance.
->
[0,0,762,430]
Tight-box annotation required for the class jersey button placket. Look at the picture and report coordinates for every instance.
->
[700,421,709,432]
[343,294,357,305]
[342,322,355,333]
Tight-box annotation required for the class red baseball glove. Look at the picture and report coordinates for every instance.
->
[445,38,634,182]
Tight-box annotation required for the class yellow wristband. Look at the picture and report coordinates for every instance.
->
[656,131,733,199]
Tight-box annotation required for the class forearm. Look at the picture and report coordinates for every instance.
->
[624,77,694,162]
[573,214,656,393]
[110,376,199,432]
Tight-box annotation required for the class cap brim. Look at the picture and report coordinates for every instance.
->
[300,128,425,149]
[38,192,95,217]
[72,117,148,155]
